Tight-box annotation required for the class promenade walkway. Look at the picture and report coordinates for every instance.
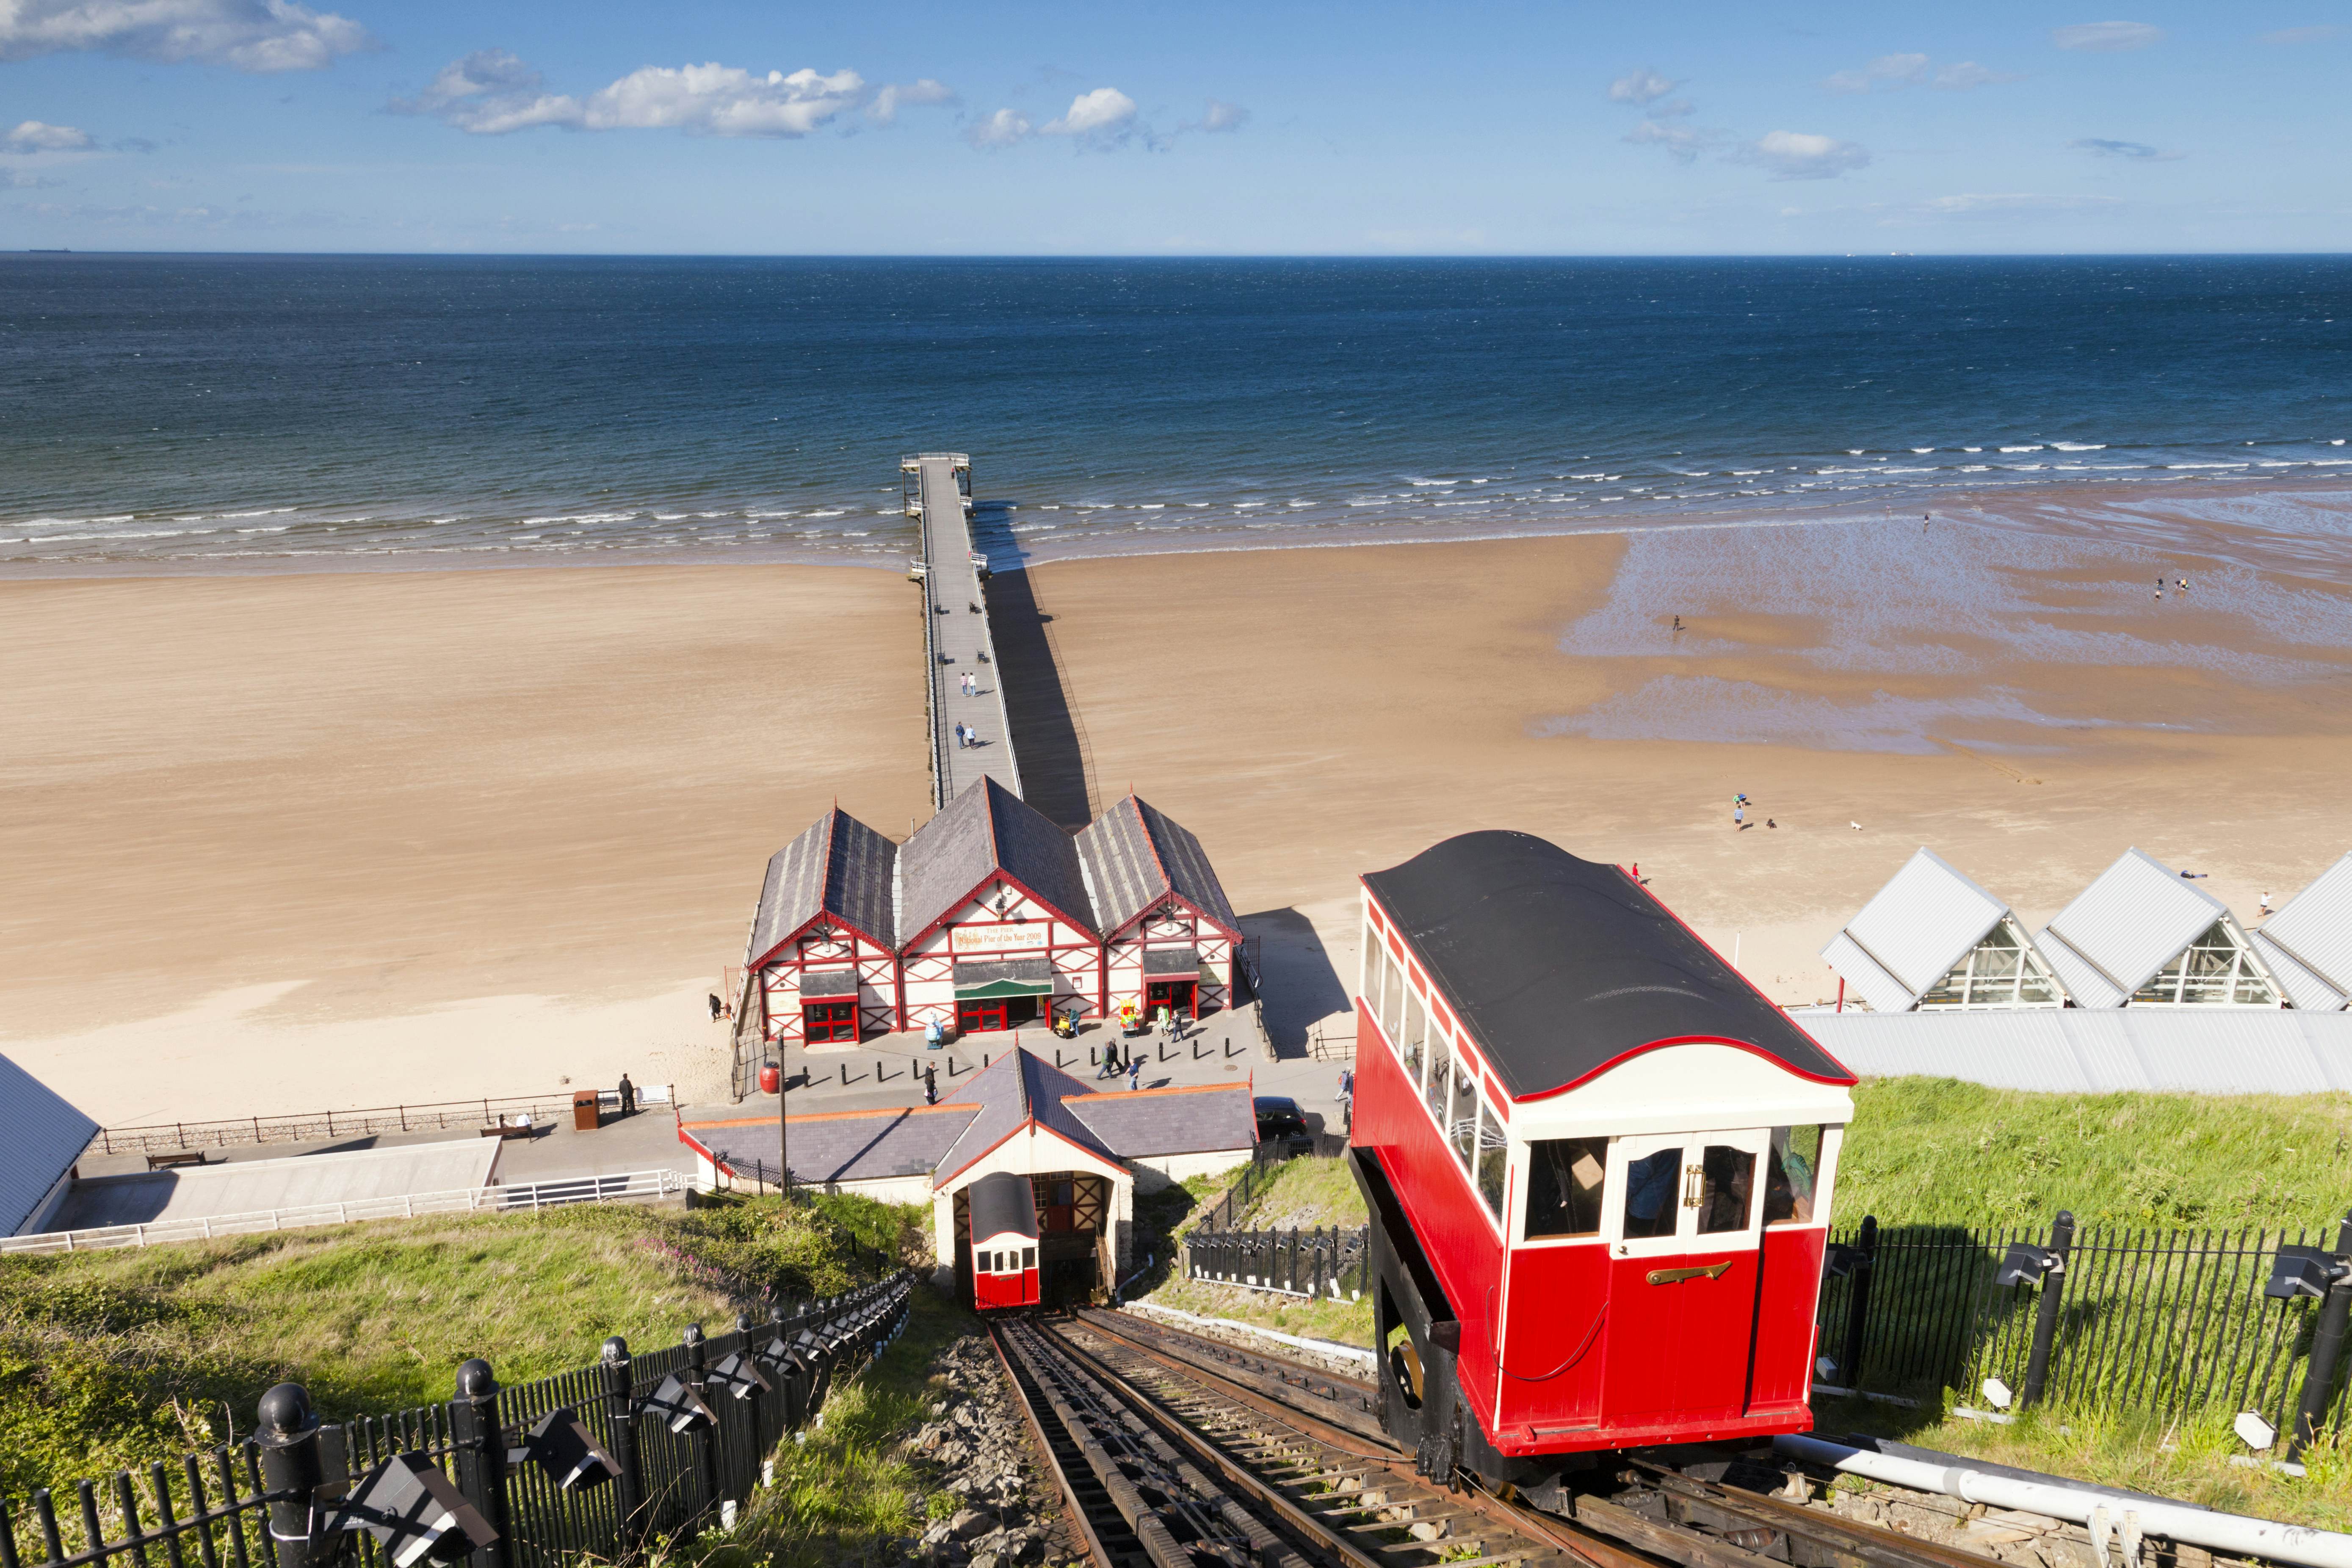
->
[911,453,1023,809]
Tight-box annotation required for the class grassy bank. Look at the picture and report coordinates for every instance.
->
[0,1191,920,1500]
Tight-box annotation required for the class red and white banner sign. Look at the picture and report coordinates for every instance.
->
[949,922,1045,956]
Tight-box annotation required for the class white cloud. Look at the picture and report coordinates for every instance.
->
[867,78,954,125]
[1733,129,1870,180]
[1043,86,1137,138]
[2052,21,2164,51]
[1607,67,1679,105]
[2259,25,2341,44]
[4,119,94,151]
[1822,52,1927,93]
[1,167,64,187]
[395,52,883,138]
[1621,119,1720,164]
[2070,136,2183,161]
[965,108,1033,149]
[1190,99,1248,133]
[1934,61,2024,89]
[0,0,370,69]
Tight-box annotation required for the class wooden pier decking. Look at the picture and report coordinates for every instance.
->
[907,453,1024,810]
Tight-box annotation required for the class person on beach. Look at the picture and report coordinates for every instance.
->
[2260,891,2275,918]
[1734,803,1745,829]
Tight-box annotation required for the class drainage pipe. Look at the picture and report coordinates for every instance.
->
[1775,1433,2352,1568]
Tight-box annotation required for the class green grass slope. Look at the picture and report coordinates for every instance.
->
[0,1192,920,1501]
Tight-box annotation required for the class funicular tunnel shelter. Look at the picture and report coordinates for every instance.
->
[1349,830,1856,1473]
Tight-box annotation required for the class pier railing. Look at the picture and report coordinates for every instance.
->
[91,1091,674,1157]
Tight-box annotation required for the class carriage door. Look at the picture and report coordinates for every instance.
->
[1597,1129,1769,1426]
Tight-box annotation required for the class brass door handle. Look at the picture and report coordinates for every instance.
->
[1646,1262,1733,1285]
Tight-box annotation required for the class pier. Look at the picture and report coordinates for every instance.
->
[906,453,1023,810]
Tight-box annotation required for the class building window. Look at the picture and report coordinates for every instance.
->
[1918,921,2062,1008]
[1524,1137,1608,1239]
[2133,920,2278,1006]
[803,1000,857,1043]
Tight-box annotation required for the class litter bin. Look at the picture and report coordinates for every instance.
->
[572,1090,601,1132]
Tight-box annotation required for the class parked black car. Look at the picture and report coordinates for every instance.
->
[1253,1094,1312,1148]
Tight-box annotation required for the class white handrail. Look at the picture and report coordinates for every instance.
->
[0,1169,688,1255]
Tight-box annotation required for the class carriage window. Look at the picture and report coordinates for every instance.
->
[1449,1059,1479,1171]
[1365,936,1389,1021]
[1424,1030,1452,1124]
[1525,1137,1608,1238]
[1697,1144,1756,1234]
[1763,1125,1823,1226]
[978,1251,994,1272]
[1023,1247,1036,1270]
[1623,1146,1681,1239]
[1475,1101,1507,1218]
[1380,952,1406,1052]
[1401,988,1428,1087]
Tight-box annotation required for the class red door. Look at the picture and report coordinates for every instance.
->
[802,1001,858,1043]
[1596,1130,1769,1427]
[958,998,1008,1034]
[1145,980,1196,1020]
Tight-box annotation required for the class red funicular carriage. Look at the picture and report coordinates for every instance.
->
[1348,831,1856,1496]
[966,1170,1042,1311]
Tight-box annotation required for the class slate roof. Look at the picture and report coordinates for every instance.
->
[681,1046,1256,1194]
[745,808,899,965]
[1063,1083,1258,1157]
[2038,848,2235,1008]
[2255,853,2352,1010]
[681,1106,976,1186]
[0,1052,97,1235]
[1078,795,1242,937]
[1363,831,1854,1100]
[901,778,1096,942]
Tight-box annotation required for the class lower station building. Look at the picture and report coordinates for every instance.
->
[743,779,1242,1046]
[676,1046,1257,1300]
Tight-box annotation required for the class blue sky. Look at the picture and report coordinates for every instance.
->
[2,0,2346,253]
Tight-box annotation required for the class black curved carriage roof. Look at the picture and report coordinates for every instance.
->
[1362,831,1854,1100]
[966,1170,1040,1243]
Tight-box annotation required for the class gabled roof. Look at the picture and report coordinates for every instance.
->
[680,1104,976,1186]
[1078,795,1242,938]
[745,807,899,965]
[2252,932,2347,1013]
[933,1047,1119,1183]
[2255,853,2352,1010]
[1062,1083,1258,1157]
[0,1052,97,1235]
[1363,831,1853,1100]
[1822,848,2014,1010]
[2038,848,2234,1008]
[901,778,1097,943]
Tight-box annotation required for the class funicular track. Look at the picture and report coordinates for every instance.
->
[988,1309,2012,1568]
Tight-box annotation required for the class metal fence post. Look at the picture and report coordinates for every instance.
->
[599,1337,647,1555]
[734,1311,768,1453]
[1841,1215,1879,1389]
[2020,1210,2077,1409]
[254,1384,323,1568]
[2289,1210,2352,1461]
[683,1323,720,1521]
[448,1359,514,1568]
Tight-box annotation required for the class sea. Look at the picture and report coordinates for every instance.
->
[4,253,2349,577]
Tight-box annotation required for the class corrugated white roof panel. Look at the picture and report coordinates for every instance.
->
[2260,852,2352,997]
[1842,848,2010,996]
[2253,931,2349,1013]
[2043,848,2227,997]
[1820,930,1915,1014]
[0,1052,98,1235]
[1802,1010,2352,1094]
[2037,928,2128,1010]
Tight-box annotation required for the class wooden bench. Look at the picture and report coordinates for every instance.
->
[480,1121,536,1141]
[146,1150,209,1170]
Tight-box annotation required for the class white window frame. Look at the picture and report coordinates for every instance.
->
[1604,1129,1772,1260]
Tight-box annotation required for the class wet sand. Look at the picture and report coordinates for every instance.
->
[5,511,2349,1124]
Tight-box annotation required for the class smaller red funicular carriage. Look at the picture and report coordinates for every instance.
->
[966,1171,1042,1311]
[1349,831,1856,1496]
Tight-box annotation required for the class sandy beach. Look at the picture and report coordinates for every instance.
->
[6,507,2350,1125]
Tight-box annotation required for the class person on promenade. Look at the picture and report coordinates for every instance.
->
[1128,1055,1144,1092]
[618,1073,635,1118]
[924,1065,938,1105]
[1337,1067,1354,1134]
[924,1017,944,1049]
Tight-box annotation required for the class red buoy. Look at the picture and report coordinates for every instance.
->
[758,1062,781,1095]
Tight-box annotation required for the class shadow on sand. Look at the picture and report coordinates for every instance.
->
[985,564,1096,829]
[1241,908,1353,1059]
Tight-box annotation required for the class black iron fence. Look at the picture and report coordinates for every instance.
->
[1819,1209,2352,1454]
[0,1272,917,1568]
[1184,1225,1369,1301]
[1182,1206,2352,1452]
[1191,1142,1310,1235]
